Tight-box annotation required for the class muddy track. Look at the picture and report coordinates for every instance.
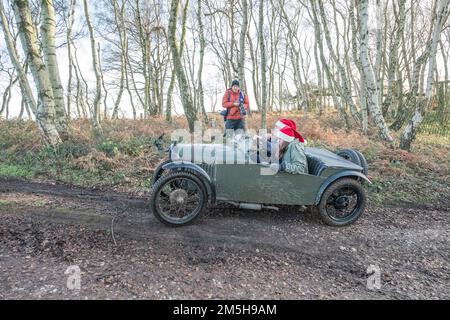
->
[0,177,449,299]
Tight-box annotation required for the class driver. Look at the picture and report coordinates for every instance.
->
[272,119,308,174]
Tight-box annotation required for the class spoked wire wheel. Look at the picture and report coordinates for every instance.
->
[318,178,366,226]
[150,172,207,226]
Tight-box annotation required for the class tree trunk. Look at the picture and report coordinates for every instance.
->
[349,0,368,132]
[111,0,125,119]
[13,0,61,145]
[66,0,76,120]
[238,0,248,92]
[0,75,19,118]
[41,0,68,138]
[382,0,407,116]
[0,0,37,116]
[317,0,360,123]
[359,0,393,142]
[400,0,450,150]
[83,0,102,129]
[259,0,267,129]
[308,0,350,128]
[97,43,108,119]
[196,0,208,124]
[166,0,189,122]
[168,0,196,132]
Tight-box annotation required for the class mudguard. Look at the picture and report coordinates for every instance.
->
[162,161,216,203]
[315,171,371,205]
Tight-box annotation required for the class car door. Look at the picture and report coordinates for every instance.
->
[214,163,324,206]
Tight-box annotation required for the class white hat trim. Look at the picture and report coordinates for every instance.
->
[275,121,286,129]
[275,130,295,143]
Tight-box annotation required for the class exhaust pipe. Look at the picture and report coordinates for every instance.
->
[228,202,279,211]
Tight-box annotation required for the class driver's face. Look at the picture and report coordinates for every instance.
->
[232,85,240,93]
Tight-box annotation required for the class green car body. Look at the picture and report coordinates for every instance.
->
[162,142,370,207]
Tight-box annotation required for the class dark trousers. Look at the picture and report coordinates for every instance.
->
[225,119,246,131]
[224,119,246,141]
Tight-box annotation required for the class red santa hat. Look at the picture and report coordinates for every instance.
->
[276,119,297,131]
[275,126,296,143]
[274,118,306,144]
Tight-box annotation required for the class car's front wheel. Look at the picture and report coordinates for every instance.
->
[318,178,367,226]
[150,172,207,226]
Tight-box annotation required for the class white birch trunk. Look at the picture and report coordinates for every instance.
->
[238,0,248,92]
[259,0,267,128]
[83,0,102,129]
[66,0,76,120]
[168,0,196,132]
[317,0,360,123]
[359,0,393,142]
[41,0,68,137]
[400,0,450,150]
[13,0,61,145]
[196,0,207,123]
[0,0,36,116]
[382,0,406,115]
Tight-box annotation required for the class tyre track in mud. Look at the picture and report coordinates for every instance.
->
[0,177,449,299]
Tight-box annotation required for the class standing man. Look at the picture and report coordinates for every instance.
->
[221,79,250,133]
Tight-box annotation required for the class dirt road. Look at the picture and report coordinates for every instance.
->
[0,177,448,299]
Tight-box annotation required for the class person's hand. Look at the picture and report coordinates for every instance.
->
[233,101,240,107]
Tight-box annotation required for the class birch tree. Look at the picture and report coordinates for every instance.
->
[308,0,350,128]
[0,58,18,119]
[40,0,68,138]
[83,0,102,129]
[259,0,267,128]
[13,0,61,145]
[196,0,207,123]
[400,0,450,150]
[0,0,36,116]
[238,0,248,92]
[317,0,360,123]
[359,0,393,142]
[382,0,407,116]
[168,0,196,132]
[66,0,76,119]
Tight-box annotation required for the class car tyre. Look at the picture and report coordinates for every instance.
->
[150,172,208,226]
[337,149,362,167]
[318,178,367,227]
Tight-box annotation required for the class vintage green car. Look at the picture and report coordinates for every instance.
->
[150,138,370,227]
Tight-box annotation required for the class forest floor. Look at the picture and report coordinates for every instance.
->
[0,177,449,299]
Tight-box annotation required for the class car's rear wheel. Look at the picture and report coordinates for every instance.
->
[150,172,207,226]
[318,178,367,226]
[336,149,362,166]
